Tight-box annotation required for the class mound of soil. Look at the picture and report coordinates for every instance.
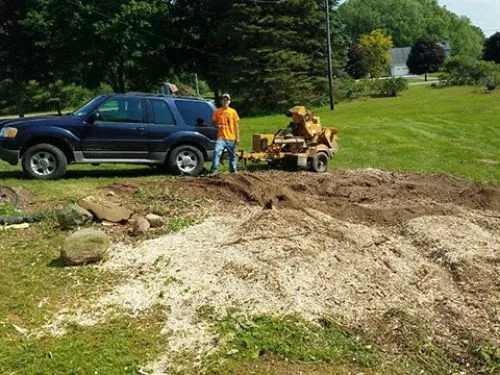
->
[165,169,500,225]
[44,169,500,373]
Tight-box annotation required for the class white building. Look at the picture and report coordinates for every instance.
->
[389,41,451,77]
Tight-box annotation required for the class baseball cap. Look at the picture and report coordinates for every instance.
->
[222,93,231,100]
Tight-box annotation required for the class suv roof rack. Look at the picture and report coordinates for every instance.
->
[118,92,206,101]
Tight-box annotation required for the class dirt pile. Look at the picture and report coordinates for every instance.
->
[41,169,500,373]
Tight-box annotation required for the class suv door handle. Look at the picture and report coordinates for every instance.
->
[136,127,146,134]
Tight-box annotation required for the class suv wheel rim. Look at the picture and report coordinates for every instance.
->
[30,151,56,176]
[176,150,198,173]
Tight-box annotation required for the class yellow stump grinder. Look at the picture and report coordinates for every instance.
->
[238,106,338,172]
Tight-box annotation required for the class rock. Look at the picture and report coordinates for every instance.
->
[0,223,30,231]
[128,215,150,236]
[79,196,133,223]
[56,204,93,229]
[61,228,110,266]
[145,213,164,228]
[373,234,389,246]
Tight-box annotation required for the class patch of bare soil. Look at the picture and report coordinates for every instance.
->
[42,169,500,373]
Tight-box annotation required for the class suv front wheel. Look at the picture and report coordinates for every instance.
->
[167,145,204,176]
[22,143,68,180]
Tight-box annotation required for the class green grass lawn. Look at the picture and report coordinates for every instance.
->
[241,85,500,184]
[1,84,498,185]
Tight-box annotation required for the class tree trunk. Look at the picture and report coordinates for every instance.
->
[117,61,125,93]
[424,71,427,82]
[15,81,26,118]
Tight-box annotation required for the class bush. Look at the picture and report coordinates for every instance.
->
[333,77,407,101]
[440,56,500,90]
[379,77,409,97]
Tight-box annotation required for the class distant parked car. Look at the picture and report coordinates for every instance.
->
[0,93,217,179]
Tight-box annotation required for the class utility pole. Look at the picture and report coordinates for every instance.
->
[194,73,200,97]
[325,0,335,111]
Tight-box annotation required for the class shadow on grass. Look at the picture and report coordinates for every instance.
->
[48,257,66,268]
[0,162,281,181]
[0,166,164,181]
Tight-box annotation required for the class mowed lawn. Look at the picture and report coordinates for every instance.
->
[0,84,499,185]
[242,85,500,184]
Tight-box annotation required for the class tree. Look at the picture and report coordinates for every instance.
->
[25,0,175,92]
[347,43,370,78]
[339,0,484,56]
[172,0,349,113]
[483,32,500,64]
[0,0,51,116]
[359,29,393,77]
[407,38,445,81]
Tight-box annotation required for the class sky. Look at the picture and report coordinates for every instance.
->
[437,0,499,37]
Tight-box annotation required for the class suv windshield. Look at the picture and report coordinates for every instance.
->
[72,96,106,118]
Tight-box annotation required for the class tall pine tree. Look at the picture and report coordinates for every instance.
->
[173,0,348,114]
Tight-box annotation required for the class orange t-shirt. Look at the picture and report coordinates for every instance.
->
[212,107,240,141]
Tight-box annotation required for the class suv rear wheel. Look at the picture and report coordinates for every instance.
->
[167,145,204,176]
[22,143,67,180]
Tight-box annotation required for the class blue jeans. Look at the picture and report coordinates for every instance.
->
[211,138,237,173]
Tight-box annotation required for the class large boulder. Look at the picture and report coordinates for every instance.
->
[78,196,133,223]
[61,228,110,266]
[56,204,93,229]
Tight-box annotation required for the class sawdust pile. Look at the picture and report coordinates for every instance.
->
[42,169,500,372]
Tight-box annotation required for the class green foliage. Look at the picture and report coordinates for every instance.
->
[347,43,371,79]
[359,29,393,77]
[339,0,484,56]
[475,346,500,374]
[168,217,194,232]
[172,0,349,114]
[0,201,20,216]
[379,77,409,97]
[407,38,446,78]
[440,56,500,89]
[0,80,94,115]
[334,77,407,100]
[483,32,500,64]
[202,314,378,373]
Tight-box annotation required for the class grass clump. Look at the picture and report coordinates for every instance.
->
[202,314,378,374]
[0,315,166,374]
[475,346,500,374]
[0,201,20,216]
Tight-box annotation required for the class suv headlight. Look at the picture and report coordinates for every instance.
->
[0,127,18,138]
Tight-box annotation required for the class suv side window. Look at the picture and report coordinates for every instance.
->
[175,100,213,127]
[150,99,176,125]
[97,98,143,123]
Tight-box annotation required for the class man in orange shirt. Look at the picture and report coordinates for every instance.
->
[210,93,240,174]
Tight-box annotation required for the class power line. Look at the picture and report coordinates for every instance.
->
[65,0,220,57]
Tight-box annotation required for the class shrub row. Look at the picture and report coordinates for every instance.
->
[333,77,409,101]
[438,56,500,90]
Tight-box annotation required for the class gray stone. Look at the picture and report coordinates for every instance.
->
[145,213,165,228]
[56,204,93,229]
[128,215,150,236]
[61,228,110,266]
[79,196,133,223]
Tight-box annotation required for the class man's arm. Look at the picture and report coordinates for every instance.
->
[234,110,240,143]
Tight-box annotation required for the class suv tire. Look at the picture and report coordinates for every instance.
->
[167,145,204,176]
[22,143,68,180]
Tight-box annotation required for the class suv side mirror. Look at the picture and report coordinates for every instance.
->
[86,111,101,124]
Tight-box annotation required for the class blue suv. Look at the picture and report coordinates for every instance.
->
[0,93,217,179]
